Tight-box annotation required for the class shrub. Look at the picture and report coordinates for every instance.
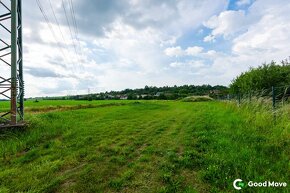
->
[181,96,214,102]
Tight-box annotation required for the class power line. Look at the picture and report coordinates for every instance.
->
[35,0,71,68]
[61,0,80,69]
[67,0,82,69]
[68,0,85,71]
[68,0,78,36]
[47,0,78,72]
[36,0,85,72]
[48,0,68,47]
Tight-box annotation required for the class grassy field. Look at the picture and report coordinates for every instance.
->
[0,100,133,113]
[0,100,289,192]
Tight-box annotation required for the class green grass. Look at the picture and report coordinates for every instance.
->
[0,99,133,113]
[0,100,289,192]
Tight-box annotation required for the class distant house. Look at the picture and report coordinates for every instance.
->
[210,90,221,94]
[120,95,128,100]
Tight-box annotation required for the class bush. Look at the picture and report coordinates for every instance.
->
[230,60,290,94]
[181,96,214,102]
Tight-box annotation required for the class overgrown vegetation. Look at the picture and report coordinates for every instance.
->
[0,100,288,192]
[230,60,290,94]
[181,96,213,102]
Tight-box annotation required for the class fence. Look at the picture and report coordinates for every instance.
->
[225,85,290,110]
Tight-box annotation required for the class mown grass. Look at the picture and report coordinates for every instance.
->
[0,100,133,113]
[0,100,289,192]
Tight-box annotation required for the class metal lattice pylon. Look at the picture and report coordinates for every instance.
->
[0,0,24,127]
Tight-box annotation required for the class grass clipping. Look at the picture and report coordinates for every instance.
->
[181,95,214,102]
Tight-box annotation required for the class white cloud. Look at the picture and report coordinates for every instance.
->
[174,0,228,32]
[229,0,290,67]
[169,60,205,69]
[186,46,204,56]
[164,46,184,57]
[163,0,290,87]
[188,60,205,68]
[33,0,227,96]
[165,46,219,59]
[203,35,216,42]
[203,10,248,41]
[196,0,290,86]
[165,46,207,57]
[206,50,218,56]
[170,62,183,68]
[236,0,251,6]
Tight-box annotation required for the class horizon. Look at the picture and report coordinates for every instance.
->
[4,83,228,99]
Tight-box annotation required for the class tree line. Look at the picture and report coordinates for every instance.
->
[39,84,229,101]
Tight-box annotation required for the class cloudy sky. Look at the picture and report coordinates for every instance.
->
[1,0,290,97]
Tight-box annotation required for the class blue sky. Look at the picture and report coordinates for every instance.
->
[1,0,290,97]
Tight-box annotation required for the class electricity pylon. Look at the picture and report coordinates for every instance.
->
[0,0,24,127]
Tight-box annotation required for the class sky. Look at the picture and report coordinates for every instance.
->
[1,0,290,97]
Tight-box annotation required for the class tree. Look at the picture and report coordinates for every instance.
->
[158,93,167,100]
